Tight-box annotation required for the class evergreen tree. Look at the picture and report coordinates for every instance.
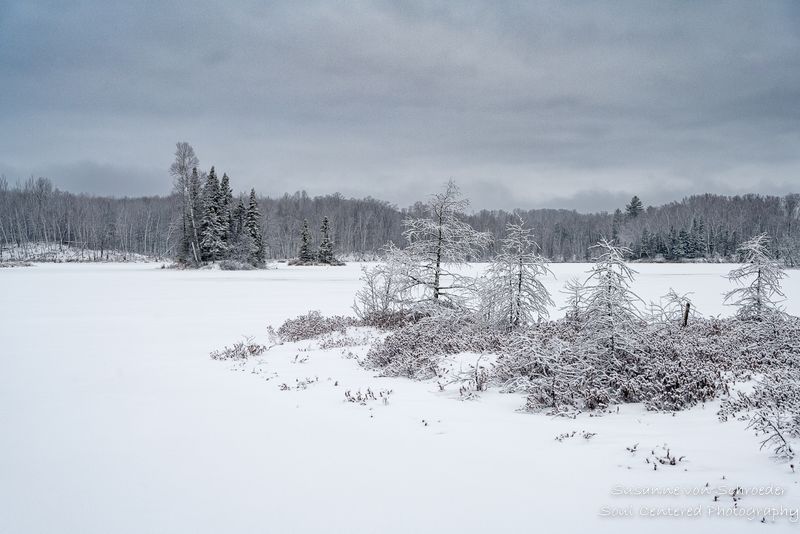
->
[639,228,651,258]
[625,195,644,218]
[720,229,731,257]
[611,209,623,243]
[694,218,707,257]
[667,226,678,260]
[244,189,264,266]
[317,216,336,264]
[232,199,246,239]
[687,219,700,258]
[297,219,315,264]
[675,229,690,258]
[219,173,234,243]
[186,167,203,262]
[199,167,226,261]
[708,225,716,256]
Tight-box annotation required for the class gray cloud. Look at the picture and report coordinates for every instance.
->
[0,0,798,212]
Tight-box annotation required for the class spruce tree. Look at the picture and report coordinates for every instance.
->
[182,166,203,263]
[232,199,246,239]
[317,216,335,264]
[297,219,314,264]
[199,167,226,261]
[219,173,234,243]
[675,229,690,258]
[244,189,265,266]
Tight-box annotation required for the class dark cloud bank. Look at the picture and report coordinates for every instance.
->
[1,1,798,212]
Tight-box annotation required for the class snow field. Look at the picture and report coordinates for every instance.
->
[1,262,798,533]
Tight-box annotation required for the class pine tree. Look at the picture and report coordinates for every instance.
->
[297,219,314,264]
[625,195,644,218]
[199,167,226,261]
[244,189,264,266]
[317,216,337,265]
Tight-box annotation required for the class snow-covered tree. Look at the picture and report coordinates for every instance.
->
[297,219,315,264]
[232,198,245,239]
[394,180,490,310]
[561,277,584,324]
[724,233,786,320]
[219,173,233,242]
[625,195,643,219]
[579,240,643,372]
[244,189,264,266]
[480,219,553,330]
[317,216,336,265]
[169,142,201,263]
[199,167,227,261]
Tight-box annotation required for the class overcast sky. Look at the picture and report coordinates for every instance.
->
[1,1,798,212]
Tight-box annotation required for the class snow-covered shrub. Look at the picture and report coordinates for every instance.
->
[720,368,800,460]
[276,311,358,342]
[352,259,415,328]
[631,324,722,411]
[210,337,267,360]
[364,312,504,379]
[517,317,782,412]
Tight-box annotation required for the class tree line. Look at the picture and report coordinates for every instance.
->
[1,142,798,264]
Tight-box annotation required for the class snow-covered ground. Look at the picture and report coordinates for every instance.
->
[1,262,798,533]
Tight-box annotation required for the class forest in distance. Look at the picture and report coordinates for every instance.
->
[1,143,799,265]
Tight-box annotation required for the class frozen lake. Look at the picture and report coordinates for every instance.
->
[1,262,798,533]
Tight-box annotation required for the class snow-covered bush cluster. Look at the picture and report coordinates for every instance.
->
[265,183,798,459]
[364,312,505,379]
[276,310,358,342]
[720,367,800,460]
[209,337,267,361]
